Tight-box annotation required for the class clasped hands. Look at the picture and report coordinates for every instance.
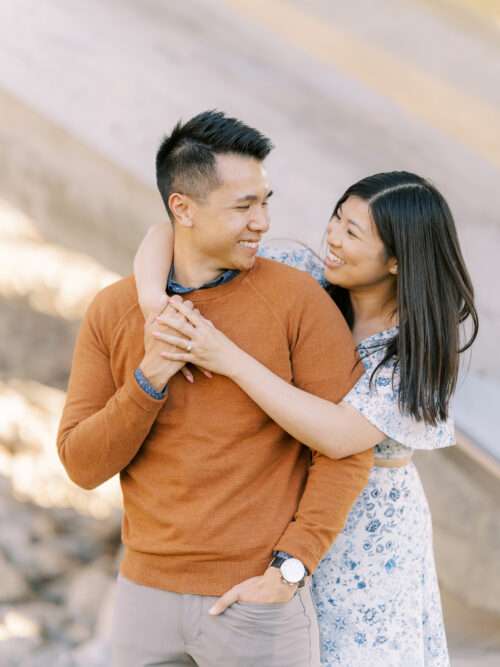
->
[150,294,240,381]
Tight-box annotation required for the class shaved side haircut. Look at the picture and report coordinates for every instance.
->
[156,110,273,219]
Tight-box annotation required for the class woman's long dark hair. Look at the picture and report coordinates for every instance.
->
[325,171,478,425]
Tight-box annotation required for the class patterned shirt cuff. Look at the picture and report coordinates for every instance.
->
[134,368,167,400]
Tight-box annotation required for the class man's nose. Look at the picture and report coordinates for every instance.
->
[249,207,270,232]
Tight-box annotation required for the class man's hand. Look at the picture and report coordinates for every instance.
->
[139,295,193,391]
[208,566,297,615]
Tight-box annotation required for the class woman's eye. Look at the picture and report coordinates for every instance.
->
[347,229,357,238]
[236,205,250,210]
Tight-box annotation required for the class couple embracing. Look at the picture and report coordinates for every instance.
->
[57,111,477,667]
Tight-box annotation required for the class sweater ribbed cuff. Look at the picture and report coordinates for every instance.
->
[124,372,168,414]
[274,530,333,576]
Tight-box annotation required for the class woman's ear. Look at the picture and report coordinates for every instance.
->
[168,193,194,228]
[388,258,398,275]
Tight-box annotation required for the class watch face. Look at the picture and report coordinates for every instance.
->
[281,558,306,584]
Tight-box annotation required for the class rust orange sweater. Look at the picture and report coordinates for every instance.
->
[57,257,372,595]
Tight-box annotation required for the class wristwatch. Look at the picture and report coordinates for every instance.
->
[270,552,307,588]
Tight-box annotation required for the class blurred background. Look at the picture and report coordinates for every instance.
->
[0,0,499,665]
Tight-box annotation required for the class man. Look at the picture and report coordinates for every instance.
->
[57,110,372,666]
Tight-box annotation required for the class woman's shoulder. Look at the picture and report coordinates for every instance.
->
[258,242,327,286]
[346,332,455,451]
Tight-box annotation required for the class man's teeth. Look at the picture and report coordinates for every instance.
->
[327,249,344,265]
[239,241,259,248]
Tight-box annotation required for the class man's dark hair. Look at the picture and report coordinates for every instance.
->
[156,110,273,219]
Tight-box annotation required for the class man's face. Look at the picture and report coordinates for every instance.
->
[189,154,272,271]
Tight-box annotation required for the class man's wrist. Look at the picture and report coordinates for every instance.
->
[272,550,309,574]
[264,565,298,592]
[270,551,308,588]
[138,359,177,394]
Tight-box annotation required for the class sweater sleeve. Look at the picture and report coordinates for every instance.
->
[273,276,373,573]
[57,292,167,490]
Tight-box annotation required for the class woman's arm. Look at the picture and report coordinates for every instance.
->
[154,301,383,459]
[229,349,382,459]
[134,222,173,319]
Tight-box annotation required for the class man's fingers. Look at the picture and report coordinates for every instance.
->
[209,588,240,616]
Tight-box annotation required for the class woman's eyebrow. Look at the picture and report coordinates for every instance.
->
[347,218,363,233]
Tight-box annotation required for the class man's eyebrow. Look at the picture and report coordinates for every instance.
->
[235,190,274,202]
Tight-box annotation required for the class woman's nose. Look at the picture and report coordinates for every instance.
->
[327,225,342,247]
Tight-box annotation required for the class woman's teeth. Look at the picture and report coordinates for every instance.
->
[239,241,259,249]
[327,249,344,265]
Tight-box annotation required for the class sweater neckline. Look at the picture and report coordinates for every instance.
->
[177,263,254,303]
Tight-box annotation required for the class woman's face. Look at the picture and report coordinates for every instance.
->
[324,195,397,290]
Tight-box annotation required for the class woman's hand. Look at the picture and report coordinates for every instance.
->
[146,296,212,383]
[153,299,246,378]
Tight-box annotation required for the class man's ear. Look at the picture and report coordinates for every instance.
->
[168,193,194,228]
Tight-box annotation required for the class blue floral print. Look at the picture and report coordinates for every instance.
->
[258,244,452,666]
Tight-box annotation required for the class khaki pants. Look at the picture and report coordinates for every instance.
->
[111,575,321,667]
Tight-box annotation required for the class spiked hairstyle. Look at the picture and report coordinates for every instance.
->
[156,110,273,219]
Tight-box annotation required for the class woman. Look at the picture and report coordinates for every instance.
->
[134,172,478,666]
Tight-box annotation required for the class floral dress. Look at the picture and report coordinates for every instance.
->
[258,244,453,667]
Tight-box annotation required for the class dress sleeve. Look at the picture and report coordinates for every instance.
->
[258,243,328,287]
[343,347,455,450]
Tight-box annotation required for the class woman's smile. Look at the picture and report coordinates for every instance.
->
[325,246,345,268]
